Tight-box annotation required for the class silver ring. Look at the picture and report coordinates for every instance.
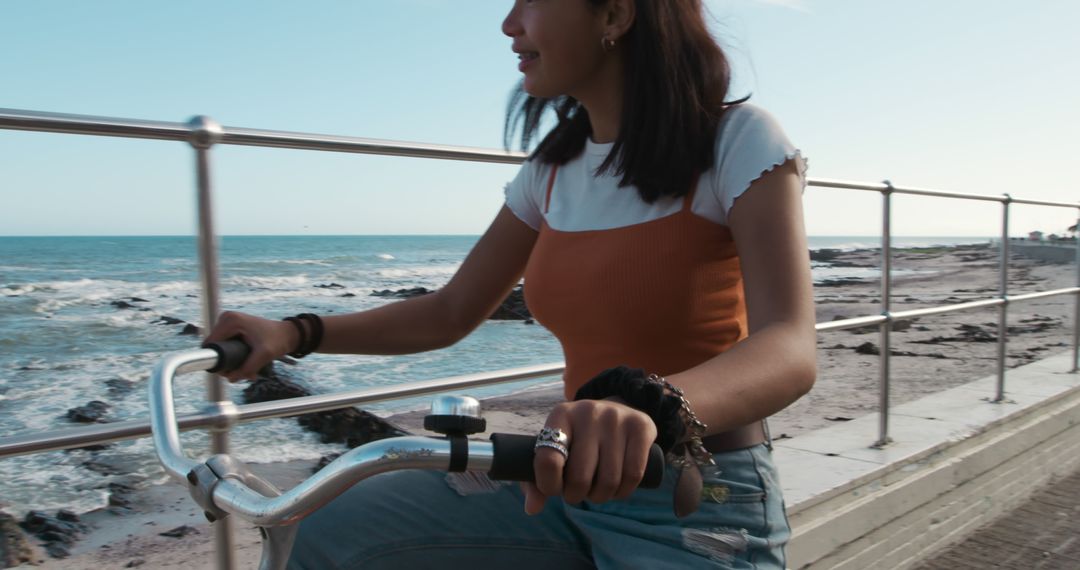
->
[534,440,569,459]
[537,426,570,447]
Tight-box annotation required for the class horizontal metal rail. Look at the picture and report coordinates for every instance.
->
[816,287,1080,332]
[0,108,528,165]
[801,177,1078,208]
[0,363,564,459]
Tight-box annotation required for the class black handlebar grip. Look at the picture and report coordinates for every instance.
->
[204,339,252,374]
[488,433,665,489]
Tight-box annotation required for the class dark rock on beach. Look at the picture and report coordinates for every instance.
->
[314,453,342,473]
[153,316,186,326]
[1,512,42,567]
[368,284,534,321]
[158,525,197,539]
[81,456,129,476]
[852,341,948,359]
[315,283,346,289]
[105,377,137,397]
[242,370,310,403]
[299,408,411,448]
[817,278,868,288]
[19,510,85,559]
[241,364,412,451]
[489,285,532,321]
[66,400,110,423]
[855,342,880,356]
[809,248,844,262]
[370,286,433,299]
[106,481,137,514]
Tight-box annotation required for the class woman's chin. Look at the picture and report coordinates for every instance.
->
[522,80,560,99]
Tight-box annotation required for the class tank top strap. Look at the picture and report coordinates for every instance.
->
[544,164,559,215]
[681,171,702,211]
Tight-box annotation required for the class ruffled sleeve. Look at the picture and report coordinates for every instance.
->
[711,104,809,223]
[502,158,545,231]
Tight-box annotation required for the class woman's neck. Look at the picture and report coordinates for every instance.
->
[573,57,623,144]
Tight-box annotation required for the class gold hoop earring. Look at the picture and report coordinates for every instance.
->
[601,36,616,52]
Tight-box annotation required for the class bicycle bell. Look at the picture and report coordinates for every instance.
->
[424,395,486,436]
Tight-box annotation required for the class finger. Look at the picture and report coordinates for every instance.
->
[614,430,651,500]
[221,329,265,382]
[534,406,571,499]
[587,435,624,504]
[204,311,240,344]
[232,336,268,382]
[563,410,600,505]
[520,481,547,516]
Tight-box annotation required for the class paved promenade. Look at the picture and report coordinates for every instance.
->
[916,465,1080,569]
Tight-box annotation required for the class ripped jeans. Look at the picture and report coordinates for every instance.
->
[287,444,790,569]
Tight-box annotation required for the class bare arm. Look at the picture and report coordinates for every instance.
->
[666,158,818,434]
[207,205,538,379]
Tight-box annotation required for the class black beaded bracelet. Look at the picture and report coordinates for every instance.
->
[297,313,324,353]
[282,316,309,358]
[573,366,686,452]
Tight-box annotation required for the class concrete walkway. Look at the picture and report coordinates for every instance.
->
[915,465,1080,569]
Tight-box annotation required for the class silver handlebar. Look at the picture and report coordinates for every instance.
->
[148,348,495,528]
[149,348,220,480]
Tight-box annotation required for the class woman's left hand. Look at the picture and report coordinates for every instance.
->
[523,399,657,515]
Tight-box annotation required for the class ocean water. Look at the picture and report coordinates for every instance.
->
[0,234,988,515]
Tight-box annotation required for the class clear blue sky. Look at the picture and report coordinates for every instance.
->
[1,0,1077,237]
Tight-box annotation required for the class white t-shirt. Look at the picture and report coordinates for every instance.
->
[503,103,808,232]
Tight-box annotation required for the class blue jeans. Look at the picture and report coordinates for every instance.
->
[287,444,790,569]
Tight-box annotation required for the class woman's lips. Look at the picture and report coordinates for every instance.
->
[518,52,539,72]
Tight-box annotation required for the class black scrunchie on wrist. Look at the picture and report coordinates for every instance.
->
[573,366,686,452]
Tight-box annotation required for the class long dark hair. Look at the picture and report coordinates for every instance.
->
[503,0,749,203]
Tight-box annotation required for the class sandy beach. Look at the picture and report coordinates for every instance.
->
[6,243,1077,569]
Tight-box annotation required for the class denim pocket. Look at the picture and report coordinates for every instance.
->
[699,449,768,505]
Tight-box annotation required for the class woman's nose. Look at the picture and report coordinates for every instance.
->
[502,3,522,38]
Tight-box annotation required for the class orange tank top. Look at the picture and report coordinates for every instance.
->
[523,164,749,400]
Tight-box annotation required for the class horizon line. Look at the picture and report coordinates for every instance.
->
[0,233,1004,240]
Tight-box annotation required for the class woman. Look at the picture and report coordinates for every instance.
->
[207,0,815,567]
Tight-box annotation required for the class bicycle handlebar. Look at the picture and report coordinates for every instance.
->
[149,341,666,530]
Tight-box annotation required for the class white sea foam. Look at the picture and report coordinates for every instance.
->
[223,275,310,288]
[813,241,879,252]
[146,280,198,294]
[375,265,459,280]
[281,259,332,266]
[25,277,145,314]
[0,284,37,296]
[376,253,395,260]
[0,454,112,515]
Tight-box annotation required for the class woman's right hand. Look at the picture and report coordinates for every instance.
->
[204,311,300,382]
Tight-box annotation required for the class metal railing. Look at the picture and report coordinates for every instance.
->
[1,108,1078,568]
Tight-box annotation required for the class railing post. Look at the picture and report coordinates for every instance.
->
[1073,211,1079,373]
[186,115,235,570]
[995,195,1011,402]
[876,181,894,447]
